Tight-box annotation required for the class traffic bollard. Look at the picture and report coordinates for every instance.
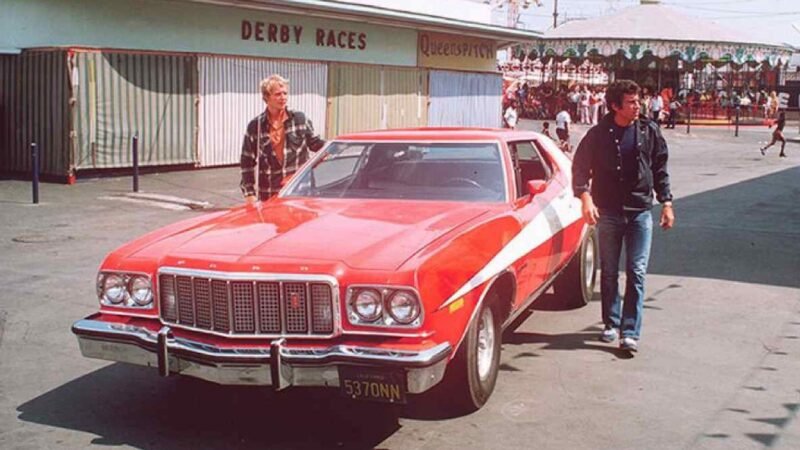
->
[132,133,139,193]
[686,105,691,135]
[31,143,39,204]
[734,106,740,137]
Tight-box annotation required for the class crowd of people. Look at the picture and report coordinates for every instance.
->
[503,82,608,125]
[503,82,684,151]
[503,82,687,127]
[503,79,786,141]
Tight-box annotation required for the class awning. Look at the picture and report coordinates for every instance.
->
[534,2,792,66]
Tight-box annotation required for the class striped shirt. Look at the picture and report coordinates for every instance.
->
[240,109,325,200]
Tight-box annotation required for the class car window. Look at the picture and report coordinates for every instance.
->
[532,139,555,175]
[509,140,551,198]
[308,144,366,188]
[285,142,506,202]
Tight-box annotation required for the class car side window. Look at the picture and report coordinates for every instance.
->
[509,141,551,198]
[532,139,555,175]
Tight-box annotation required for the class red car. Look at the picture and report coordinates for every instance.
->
[73,128,597,413]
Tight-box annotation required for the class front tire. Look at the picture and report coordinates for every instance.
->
[444,292,502,413]
[553,227,598,309]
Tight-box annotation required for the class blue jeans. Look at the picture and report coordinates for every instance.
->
[597,209,653,339]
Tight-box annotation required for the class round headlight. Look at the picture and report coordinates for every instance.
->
[353,289,382,322]
[102,274,127,305]
[129,276,153,306]
[387,290,420,324]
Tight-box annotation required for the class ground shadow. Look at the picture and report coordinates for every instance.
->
[503,323,634,360]
[649,166,800,288]
[532,291,600,312]
[17,364,401,450]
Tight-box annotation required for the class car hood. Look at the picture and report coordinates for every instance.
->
[133,198,491,271]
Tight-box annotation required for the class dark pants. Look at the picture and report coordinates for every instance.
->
[667,110,677,129]
[651,111,661,123]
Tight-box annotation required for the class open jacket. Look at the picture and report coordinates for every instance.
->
[572,113,672,211]
[240,108,325,200]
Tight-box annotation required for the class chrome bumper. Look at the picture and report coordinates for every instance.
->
[72,317,451,394]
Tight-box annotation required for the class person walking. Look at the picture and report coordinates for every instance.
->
[555,108,572,152]
[572,79,674,353]
[579,86,591,124]
[769,91,779,118]
[761,111,787,157]
[640,89,652,121]
[240,74,325,203]
[504,101,519,129]
[666,98,680,129]
[649,92,663,123]
[590,88,601,125]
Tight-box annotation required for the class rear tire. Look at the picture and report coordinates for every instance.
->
[441,292,502,414]
[553,227,598,309]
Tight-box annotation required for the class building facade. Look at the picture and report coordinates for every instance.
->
[0,0,537,181]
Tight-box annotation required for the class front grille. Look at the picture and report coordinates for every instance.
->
[159,273,336,336]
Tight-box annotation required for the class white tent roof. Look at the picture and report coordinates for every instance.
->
[544,3,782,48]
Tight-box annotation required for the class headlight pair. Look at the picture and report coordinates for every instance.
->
[97,272,154,308]
[348,287,422,327]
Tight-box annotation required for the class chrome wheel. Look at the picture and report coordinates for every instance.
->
[476,306,496,381]
[583,234,596,290]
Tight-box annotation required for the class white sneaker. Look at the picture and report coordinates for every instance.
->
[600,327,619,343]
[620,337,639,352]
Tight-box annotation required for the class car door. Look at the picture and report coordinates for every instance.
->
[507,139,560,309]
[531,137,575,274]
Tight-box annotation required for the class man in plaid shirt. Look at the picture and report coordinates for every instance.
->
[240,74,325,202]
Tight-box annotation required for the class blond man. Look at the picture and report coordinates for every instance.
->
[240,74,325,202]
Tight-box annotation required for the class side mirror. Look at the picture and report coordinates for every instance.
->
[527,180,547,197]
[280,173,294,187]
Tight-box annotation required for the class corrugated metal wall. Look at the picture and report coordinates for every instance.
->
[198,56,328,167]
[327,64,428,137]
[384,67,428,130]
[0,51,71,177]
[428,70,502,128]
[72,50,197,170]
[0,55,18,172]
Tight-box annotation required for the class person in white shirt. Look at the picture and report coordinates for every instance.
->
[555,109,572,150]
[579,87,591,124]
[504,102,519,129]
[649,94,664,123]
[590,89,601,125]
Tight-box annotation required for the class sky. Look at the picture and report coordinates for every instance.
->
[496,0,800,48]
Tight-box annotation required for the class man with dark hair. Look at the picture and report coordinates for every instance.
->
[572,79,674,353]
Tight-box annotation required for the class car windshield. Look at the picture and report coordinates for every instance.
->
[284,141,506,202]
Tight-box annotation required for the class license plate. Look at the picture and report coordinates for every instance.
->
[338,366,407,404]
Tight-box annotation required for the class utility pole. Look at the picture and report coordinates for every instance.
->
[553,0,559,28]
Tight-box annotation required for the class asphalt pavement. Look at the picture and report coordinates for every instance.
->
[0,121,798,450]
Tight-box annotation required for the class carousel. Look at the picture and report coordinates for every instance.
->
[517,0,794,122]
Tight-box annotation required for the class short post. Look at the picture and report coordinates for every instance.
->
[686,104,691,135]
[31,143,39,204]
[132,133,139,193]
[734,106,740,137]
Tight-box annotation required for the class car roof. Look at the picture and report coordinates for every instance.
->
[334,127,542,142]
